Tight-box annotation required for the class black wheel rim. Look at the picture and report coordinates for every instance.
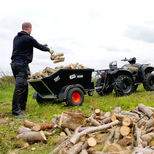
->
[121,79,132,93]
[149,78,154,86]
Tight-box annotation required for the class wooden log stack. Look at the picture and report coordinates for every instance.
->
[29,62,86,79]
[16,104,154,154]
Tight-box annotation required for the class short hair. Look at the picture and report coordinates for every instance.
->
[22,22,32,30]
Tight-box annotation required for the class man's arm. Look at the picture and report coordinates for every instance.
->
[31,37,50,51]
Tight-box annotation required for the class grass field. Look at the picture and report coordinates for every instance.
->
[0,85,154,154]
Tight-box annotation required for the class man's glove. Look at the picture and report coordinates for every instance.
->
[49,48,54,55]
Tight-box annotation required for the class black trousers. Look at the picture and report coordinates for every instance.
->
[11,60,30,115]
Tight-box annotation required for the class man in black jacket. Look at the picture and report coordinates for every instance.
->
[11,22,54,117]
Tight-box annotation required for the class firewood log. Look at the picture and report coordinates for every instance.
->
[131,109,145,117]
[43,67,56,74]
[118,135,132,146]
[103,142,123,153]
[60,132,67,137]
[82,142,89,151]
[141,133,154,143]
[88,114,101,126]
[111,115,117,122]
[32,122,53,131]
[70,120,119,144]
[147,106,154,112]
[50,138,70,154]
[146,127,154,134]
[95,134,108,144]
[137,119,146,128]
[121,111,139,118]
[135,125,143,148]
[54,56,65,61]
[114,113,139,123]
[43,130,56,136]
[18,126,31,134]
[24,120,35,128]
[138,104,154,118]
[64,128,72,136]
[120,126,130,136]
[87,137,97,147]
[113,126,120,143]
[145,119,154,129]
[101,117,111,124]
[54,136,68,145]
[51,114,61,126]
[132,147,154,154]
[59,112,85,130]
[67,142,83,154]
[16,131,46,142]
[79,149,88,154]
[80,135,87,142]
[50,53,64,60]
[95,109,101,116]
[112,107,122,114]
[104,112,111,118]
[53,59,65,63]
[122,116,132,126]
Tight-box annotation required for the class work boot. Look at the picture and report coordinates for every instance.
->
[12,114,29,118]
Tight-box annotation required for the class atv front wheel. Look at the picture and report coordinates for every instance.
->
[143,73,154,91]
[96,78,113,96]
[114,75,134,96]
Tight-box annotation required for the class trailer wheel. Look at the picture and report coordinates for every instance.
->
[66,88,84,106]
[36,94,44,104]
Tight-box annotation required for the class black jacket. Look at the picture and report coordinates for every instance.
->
[11,31,49,63]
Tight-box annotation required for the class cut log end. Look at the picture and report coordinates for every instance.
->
[87,137,97,147]
[120,126,130,136]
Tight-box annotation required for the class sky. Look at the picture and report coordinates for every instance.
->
[0,0,154,75]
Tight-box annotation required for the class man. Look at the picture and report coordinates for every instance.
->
[11,22,53,118]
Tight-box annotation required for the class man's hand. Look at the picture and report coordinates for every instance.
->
[49,48,54,55]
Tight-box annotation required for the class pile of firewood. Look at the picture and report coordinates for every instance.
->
[16,104,154,154]
[29,62,85,79]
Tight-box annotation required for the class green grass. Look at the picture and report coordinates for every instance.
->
[0,85,154,154]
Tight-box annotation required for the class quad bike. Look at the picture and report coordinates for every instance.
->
[95,57,154,96]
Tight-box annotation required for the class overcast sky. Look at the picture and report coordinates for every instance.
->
[0,0,154,75]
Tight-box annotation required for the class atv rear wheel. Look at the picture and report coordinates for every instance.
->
[143,73,154,91]
[66,88,84,106]
[114,75,134,96]
[96,78,113,96]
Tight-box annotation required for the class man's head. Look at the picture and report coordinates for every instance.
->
[22,22,32,35]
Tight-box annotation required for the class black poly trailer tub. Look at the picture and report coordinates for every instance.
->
[28,68,94,100]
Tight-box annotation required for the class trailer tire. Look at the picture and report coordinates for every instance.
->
[66,88,84,106]
[36,94,44,104]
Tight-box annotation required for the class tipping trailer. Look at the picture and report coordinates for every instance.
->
[28,68,94,106]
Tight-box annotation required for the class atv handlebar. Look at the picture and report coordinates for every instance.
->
[121,57,136,64]
[121,57,128,62]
